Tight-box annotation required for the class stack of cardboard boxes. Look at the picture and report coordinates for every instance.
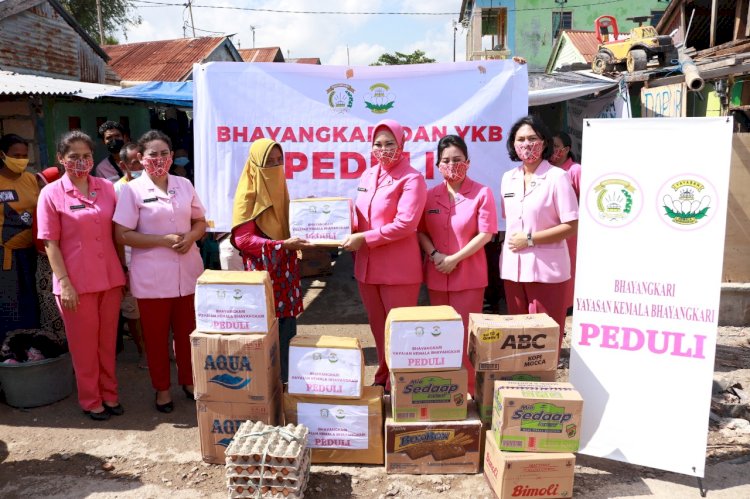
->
[384,306,483,474]
[191,270,281,464]
[469,313,560,425]
[283,335,385,465]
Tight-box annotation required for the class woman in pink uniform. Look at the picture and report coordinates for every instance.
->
[342,119,427,389]
[550,131,581,310]
[418,135,497,394]
[500,116,578,344]
[37,131,126,421]
[114,130,206,413]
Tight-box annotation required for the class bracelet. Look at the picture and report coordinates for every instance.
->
[430,249,438,257]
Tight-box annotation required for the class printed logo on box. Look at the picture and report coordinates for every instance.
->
[511,403,574,433]
[299,403,369,449]
[394,429,456,452]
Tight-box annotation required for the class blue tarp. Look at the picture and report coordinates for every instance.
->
[106,81,193,106]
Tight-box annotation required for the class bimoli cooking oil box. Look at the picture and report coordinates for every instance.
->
[288,335,364,399]
[492,381,583,453]
[468,313,560,372]
[475,371,557,424]
[190,320,280,403]
[194,270,275,334]
[390,368,468,422]
[385,306,464,371]
[289,197,353,246]
[484,431,576,499]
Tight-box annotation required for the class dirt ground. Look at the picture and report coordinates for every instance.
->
[1,252,749,498]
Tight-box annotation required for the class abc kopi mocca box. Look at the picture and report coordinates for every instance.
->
[491,381,583,453]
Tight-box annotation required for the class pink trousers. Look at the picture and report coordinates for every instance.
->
[503,279,569,348]
[357,282,421,386]
[427,288,484,395]
[56,287,122,411]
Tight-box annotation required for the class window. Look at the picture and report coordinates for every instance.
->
[651,10,665,27]
[552,11,572,41]
[68,117,81,130]
[481,8,507,51]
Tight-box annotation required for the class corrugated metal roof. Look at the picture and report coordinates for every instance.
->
[287,57,321,65]
[103,37,228,82]
[563,30,600,63]
[0,70,119,98]
[238,47,284,63]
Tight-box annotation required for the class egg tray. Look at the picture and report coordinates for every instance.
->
[225,421,309,477]
[227,448,311,483]
[226,451,311,498]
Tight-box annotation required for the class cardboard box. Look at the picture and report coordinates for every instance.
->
[491,381,583,453]
[297,248,333,278]
[283,386,384,464]
[469,314,559,372]
[190,321,280,403]
[288,335,364,399]
[196,394,280,464]
[484,432,576,499]
[475,371,557,423]
[385,401,483,474]
[390,368,468,422]
[385,306,464,372]
[194,270,275,334]
[289,197,353,246]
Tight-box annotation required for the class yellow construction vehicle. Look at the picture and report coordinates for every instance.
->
[591,15,677,74]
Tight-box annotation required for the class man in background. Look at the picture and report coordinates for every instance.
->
[95,121,129,182]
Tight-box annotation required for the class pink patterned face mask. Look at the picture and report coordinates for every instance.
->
[514,140,544,163]
[63,158,94,178]
[372,147,402,168]
[438,161,469,183]
[550,147,567,164]
[143,156,172,177]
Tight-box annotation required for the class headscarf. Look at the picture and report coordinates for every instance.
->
[231,138,290,241]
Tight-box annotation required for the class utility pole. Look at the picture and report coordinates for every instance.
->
[452,19,458,62]
[187,0,196,37]
[250,26,256,48]
[95,0,105,44]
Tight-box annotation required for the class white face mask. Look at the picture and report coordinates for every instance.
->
[130,170,142,179]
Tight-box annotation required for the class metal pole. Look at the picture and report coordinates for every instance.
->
[188,0,196,37]
[453,20,457,62]
[95,0,105,44]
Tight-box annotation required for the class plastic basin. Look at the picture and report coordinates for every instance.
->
[0,353,73,408]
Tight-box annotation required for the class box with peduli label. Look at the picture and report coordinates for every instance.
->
[289,197,353,246]
[195,390,281,464]
[385,401,483,474]
[194,270,275,334]
[288,335,364,399]
[484,430,576,499]
[475,371,557,424]
[390,368,468,422]
[190,320,279,403]
[385,306,464,372]
[283,385,384,464]
[491,381,583,453]
[468,313,559,372]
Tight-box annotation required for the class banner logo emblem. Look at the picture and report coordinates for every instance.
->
[659,176,715,230]
[587,174,642,228]
[327,83,355,114]
[364,83,395,114]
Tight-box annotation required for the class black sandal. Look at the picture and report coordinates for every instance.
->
[182,385,194,400]
[85,409,110,421]
[155,394,174,413]
[104,403,125,416]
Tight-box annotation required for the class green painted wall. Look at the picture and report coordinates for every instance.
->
[512,0,667,70]
[43,99,150,165]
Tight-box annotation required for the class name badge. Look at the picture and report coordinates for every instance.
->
[143,197,158,203]
[357,187,367,192]
[0,190,19,202]
[503,193,515,198]
[70,204,86,210]
[427,209,440,214]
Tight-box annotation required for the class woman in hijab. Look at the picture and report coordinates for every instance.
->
[231,139,312,382]
[342,119,427,390]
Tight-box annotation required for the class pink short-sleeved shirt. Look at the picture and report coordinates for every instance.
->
[419,177,497,291]
[36,174,126,295]
[500,161,578,283]
[113,174,205,299]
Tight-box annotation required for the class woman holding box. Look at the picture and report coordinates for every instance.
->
[230,138,312,383]
[418,135,497,394]
[37,131,126,420]
[114,130,206,413]
[342,119,427,390]
[500,116,578,344]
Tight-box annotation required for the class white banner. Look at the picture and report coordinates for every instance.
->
[570,117,733,477]
[193,61,528,232]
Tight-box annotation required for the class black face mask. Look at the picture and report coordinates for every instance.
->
[106,139,125,154]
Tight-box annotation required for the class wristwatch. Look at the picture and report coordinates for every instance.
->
[526,232,534,247]
[430,249,439,257]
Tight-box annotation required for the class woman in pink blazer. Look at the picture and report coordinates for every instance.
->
[342,119,427,389]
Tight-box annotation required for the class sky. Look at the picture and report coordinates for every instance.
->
[117,0,468,65]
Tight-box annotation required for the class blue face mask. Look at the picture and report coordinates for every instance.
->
[130,170,142,179]
[173,157,190,167]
